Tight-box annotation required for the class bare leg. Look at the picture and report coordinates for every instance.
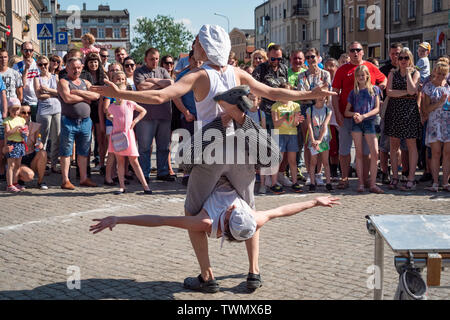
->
[246,229,260,275]
[115,155,126,190]
[406,139,418,182]
[61,156,71,184]
[443,143,450,186]
[430,142,442,186]
[78,155,89,183]
[309,153,318,186]
[31,150,47,184]
[288,152,298,184]
[339,154,351,181]
[352,132,365,188]
[365,134,379,188]
[390,138,401,180]
[320,150,331,184]
[128,156,151,191]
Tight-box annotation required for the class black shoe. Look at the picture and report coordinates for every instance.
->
[143,189,153,195]
[270,184,284,195]
[182,176,189,186]
[292,183,303,193]
[309,184,316,193]
[184,275,220,294]
[114,189,126,195]
[104,180,117,186]
[156,175,176,182]
[213,85,252,112]
[246,273,263,291]
[326,183,333,192]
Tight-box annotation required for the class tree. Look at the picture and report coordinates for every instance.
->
[131,15,194,64]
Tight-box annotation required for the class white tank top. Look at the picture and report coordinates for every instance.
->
[195,64,237,131]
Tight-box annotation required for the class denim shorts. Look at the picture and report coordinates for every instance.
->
[278,134,299,153]
[352,118,377,134]
[60,116,92,157]
[339,118,370,156]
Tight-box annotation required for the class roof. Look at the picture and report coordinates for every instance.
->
[56,10,129,18]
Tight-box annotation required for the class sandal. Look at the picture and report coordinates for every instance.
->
[400,180,417,191]
[183,274,220,294]
[425,183,439,193]
[247,273,263,291]
[337,179,349,190]
[357,185,365,193]
[370,185,385,194]
[389,178,399,190]
[213,85,253,112]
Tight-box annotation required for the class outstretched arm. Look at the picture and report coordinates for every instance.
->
[254,196,341,229]
[90,211,212,234]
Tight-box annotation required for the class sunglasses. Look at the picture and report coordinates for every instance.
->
[305,55,316,60]
[23,49,34,53]
[38,63,48,67]
[164,61,174,65]
[270,57,282,62]
[51,59,60,63]
[21,111,31,115]
[100,54,109,58]
[124,64,135,68]
[254,56,263,60]
[398,56,410,61]
[350,48,363,53]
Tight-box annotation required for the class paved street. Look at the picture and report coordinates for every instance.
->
[0,162,449,301]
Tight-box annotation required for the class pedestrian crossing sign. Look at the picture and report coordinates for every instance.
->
[37,24,53,40]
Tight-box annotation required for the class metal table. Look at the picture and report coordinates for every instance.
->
[366,215,450,300]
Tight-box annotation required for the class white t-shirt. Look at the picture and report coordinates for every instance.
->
[13,60,40,105]
[203,181,253,239]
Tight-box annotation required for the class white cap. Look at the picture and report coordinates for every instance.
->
[198,24,231,67]
[220,206,256,244]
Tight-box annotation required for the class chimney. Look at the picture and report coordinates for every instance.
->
[83,3,86,11]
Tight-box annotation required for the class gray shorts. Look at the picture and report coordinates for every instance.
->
[185,163,256,216]
[339,118,370,156]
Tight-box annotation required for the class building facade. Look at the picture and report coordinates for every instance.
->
[255,1,270,50]
[386,0,448,62]
[344,0,386,60]
[55,3,130,60]
[229,28,255,63]
[321,0,343,58]
[0,0,8,50]
[5,0,45,55]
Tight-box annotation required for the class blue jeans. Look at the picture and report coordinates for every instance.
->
[135,119,171,178]
[60,116,92,157]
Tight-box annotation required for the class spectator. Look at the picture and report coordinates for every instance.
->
[332,41,386,190]
[13,42,39,121]
[251,49,268,69]
[422,62,450,192]
[99,48,110,72]
[3,98,27,192]
[324,58,340,180]
[288,50,307,88]
[174,40,196,76]
[123,57,137,91]
[57,57,101,190]
[417,42,431,83]
[8,55,21,68]
[133,48,174,182]
[228,51,238,67]
[338,53,350,66]
[49,55,63,75]
[15,104,49,190]
[252,44,289,131]
[367,58,379,68]
[0,72,6,180]
[298,48,332,187]
[384,48,421,191]
[115,47,128,65]
[34,55,61,174]
[161,55,176,79]
[59,49,93,83]
[81,33,100,60]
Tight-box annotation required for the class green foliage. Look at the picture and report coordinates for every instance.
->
[131,15,194,64]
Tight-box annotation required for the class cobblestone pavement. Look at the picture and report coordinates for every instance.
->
[0,163,449,300]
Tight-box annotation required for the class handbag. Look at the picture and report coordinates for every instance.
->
[110,101,129,152]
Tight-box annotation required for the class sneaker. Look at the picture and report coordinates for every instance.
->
[270,184,284,195]
[305,174,311,186]
[315,173,325,186]
[7,185,21,193]
[292,183,303,193]
[308,184,316,193]
[91,165,101,172]
[258,184,266,194]
[278,172,293,187]
[38,182,49,190]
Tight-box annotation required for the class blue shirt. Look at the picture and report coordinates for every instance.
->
[176,68,197,118]
[348,86,381,120]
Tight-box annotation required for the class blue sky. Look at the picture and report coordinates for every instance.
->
[58,0,264,39]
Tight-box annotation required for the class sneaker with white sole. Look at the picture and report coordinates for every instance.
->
[278,173,293,187]
[315,173,325,186]
[38,182,49,190]
[305,174,311,186]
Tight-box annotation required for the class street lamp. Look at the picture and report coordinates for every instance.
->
[214,13,230,33]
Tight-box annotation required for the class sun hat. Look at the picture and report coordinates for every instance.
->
[7,98,21,109]
[419,42,431,52]
[198,24,231,67]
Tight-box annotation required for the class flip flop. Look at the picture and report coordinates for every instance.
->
[213,85,253,112]
[183,275,220,293]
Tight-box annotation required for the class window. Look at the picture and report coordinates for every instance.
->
[349,7,354,32]
[413,39,420,62]
[408,0,416,19]
[312,20,317,40]
[82,18,89,23]
[114,18,120,23]
[114,28,120,39]
[302,24,306,41]
[98,18,104,24]
[358,6,366,30]
[82,27,89,36]
[334,0,340,12]
[325,29,329,45]
[393,0,400,22]
[433,0,442,12]
[97,28,104,39]
[324,0,329,15]
[438,39,446,57]
[334,27,340,44]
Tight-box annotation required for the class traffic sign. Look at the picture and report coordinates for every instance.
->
[56,32,68,45]
[37,24,53,40]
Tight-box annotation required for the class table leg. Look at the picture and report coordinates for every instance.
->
[374,232,384,300]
